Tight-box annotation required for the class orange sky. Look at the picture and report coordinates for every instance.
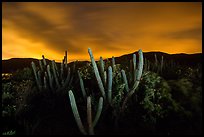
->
[2,2,202,62]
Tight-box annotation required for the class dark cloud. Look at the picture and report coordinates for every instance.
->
[2,2,202,60]
[162,27,202,40]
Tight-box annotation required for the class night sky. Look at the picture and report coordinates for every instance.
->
[2,2,202,62]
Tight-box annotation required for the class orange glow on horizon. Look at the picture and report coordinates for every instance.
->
[2,2,202,62]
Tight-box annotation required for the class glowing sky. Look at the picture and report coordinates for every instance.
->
[2,2,202,62]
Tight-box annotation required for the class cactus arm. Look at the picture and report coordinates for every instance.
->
[133,54,136,82]
[42,55,47,66]
[112,56,116,73]
[39,60,43,71]
[88,48,106,99]
[52,60,60,89]
[62,67,71,89]
[122,49,143,112]
[87,96,94,135]
[129,59,133,84]
[65,51,68,69]
[104,71,107,86]
[136,49,144,81]
[31,62,42,91]
[60,60,64,81]
[47,65,54,91]
[43,76,47,89]
[93,97,103,127]
[37,71,42,88]
[121,69,129,93]
[99,57,106,86]
[77,70,87,100]
[53,60,59,77]
[107,66,112,104]
[68,90,87,135]
[161,56,164,73]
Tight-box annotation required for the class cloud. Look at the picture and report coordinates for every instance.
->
[161,27,202,40]
[2,2,202,61]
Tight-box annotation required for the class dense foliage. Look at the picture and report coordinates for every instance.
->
[2,58,202,135]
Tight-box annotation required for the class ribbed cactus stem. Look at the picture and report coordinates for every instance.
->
[104,71,107,86]
[121,69,129,93]
[47,65,54,91]
[93,97,103,127]
[52,60,60,89]
[112,56,116,73]
[31,62,41,91]
[99,57,105,86]
[62,67,71,88]
[42,55,47,66]
[161,56,164,73]
[39,60,43,71]
[133,54,137,82]
[68,90,87,135]
[37,71,42,88]
[65,51,68,68]
[154,54,158,65]
[60,60,63,81]
[43,76,47,89]
[122,49,143,112]
[129,59,133,83]
[78,70,87,100]
[107,66,112,104]
[53,60,59,77]
[87,96,94,135]
[136,49,144,81]
[88,48,106,99]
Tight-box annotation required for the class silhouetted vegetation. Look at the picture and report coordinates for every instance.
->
[2,51,202,135]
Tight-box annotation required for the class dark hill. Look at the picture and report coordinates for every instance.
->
[2,52,202,73]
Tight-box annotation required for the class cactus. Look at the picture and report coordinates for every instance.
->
[107,66,113,104]
[99,56,106,86]
[87,48,143,111]
[88,48,106,99]
[121,49,143,112]
[31,51,74,93]
[121,69,129,93]
[161,56,164,74]
[31,62,42,91]
[78,70,87,100]
[68,90,87,135]
[87,96,94,135]
[68,90,104,135]
[92,97,103,127]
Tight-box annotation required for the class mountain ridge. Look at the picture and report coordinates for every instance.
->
[2,51,202,73]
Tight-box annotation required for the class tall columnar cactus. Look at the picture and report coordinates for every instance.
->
[68,90,104,135]
[99,56,106,86]
[107,66,113,104]
[160,55,164,74]
[88,48,106,99]
[77,70,87,100]
[31,51,74,93]
[87,48,144,111]
[121,49,143,112]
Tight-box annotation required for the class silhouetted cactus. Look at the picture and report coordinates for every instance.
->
[31,51,74,93]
